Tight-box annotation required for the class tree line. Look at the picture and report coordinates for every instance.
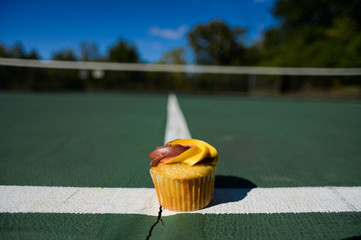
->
[1,0,360,93]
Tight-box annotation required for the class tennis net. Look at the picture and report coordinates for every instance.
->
[1,57,360,98]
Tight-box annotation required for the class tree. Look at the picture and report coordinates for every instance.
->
[259,0,361,67]
[52,49,77,61]
[257,0,361,93]
[49,48,81,90]
[0,43,40,59]
[107,39,139,63]
[156,48,187,90]
[26,50,39,59]
[0,43,7,57]
[80,41,100,61]
[7,43,27,58]
[102,39,140,90]
[274,0,361,35]
[158,47,186,65]
[0,43,44,90]
[188,19,246,65]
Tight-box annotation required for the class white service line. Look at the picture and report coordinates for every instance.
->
[0,186,360,216]
[164,94,191,144]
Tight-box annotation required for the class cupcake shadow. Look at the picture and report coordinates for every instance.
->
[209,175,257,206]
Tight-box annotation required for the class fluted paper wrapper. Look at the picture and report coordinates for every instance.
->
[150,170,215,212]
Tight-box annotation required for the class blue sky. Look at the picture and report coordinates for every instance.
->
[0,0,278,63]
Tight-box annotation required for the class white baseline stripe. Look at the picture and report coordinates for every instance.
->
[0,186,360,216]
[164,93,191,144]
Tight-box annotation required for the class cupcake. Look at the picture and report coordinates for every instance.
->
[149,139,218,212]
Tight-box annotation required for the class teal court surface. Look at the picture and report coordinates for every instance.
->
[0,92,361,239]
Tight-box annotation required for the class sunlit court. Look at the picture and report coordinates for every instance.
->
[1,0,361,239]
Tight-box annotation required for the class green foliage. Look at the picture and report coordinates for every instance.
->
[52,49,77,61]
[0,43,45,90]
[158,48,186,65]
[274,0,361,32]
[260,0,361,68]
[80,41,101,61]
[49,49,81,90]
[188,19,246,65]
[0,44,6,57]
[107,40,139,63]
[7,43,27,58]
[155,48,187,90]
[0,43,40,59]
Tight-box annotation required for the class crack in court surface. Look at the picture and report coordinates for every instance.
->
[146,206,164,240]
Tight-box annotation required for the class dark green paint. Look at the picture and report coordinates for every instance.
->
[1,212,360,240]
[178,94,361,187]
[0,92,166,187]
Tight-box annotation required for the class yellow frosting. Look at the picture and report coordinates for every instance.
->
[163,139,218,166]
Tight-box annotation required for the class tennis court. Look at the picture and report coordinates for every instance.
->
[1,92,361,239]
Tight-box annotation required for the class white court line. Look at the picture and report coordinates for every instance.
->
[0,186,360,216]
[164,93,191,144]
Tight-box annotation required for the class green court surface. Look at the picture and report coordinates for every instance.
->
[0,92,166,188]
[1,92,361,240]
[178,95,361,188]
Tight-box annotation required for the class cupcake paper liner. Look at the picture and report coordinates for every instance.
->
[150,170,215,212]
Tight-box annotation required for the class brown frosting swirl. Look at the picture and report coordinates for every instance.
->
[149,144,190,166]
